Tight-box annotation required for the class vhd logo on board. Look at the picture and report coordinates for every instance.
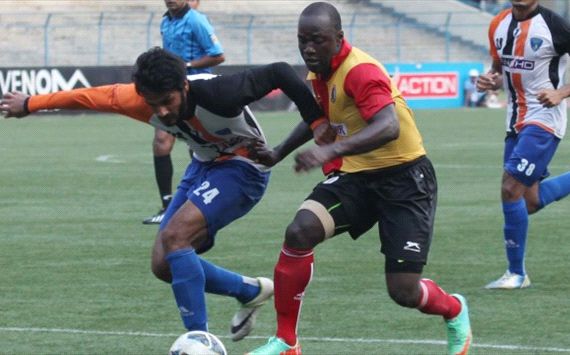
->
[392,72,458,99]
[0,69,91,95]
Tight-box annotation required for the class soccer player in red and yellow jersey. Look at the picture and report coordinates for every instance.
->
[247,2,471,355]
[477,0,570,289]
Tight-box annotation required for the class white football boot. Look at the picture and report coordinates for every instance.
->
[230,277,274,341]
[485,270,531,289]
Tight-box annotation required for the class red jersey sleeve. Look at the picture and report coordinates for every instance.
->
[28,84,154,123]
[343,63,394,121]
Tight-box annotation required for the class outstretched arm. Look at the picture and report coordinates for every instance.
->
[202,62,325,127]
[1,91,31,118]
[250,121,314,167]
[1,84,153,122]
[188,54,225,69]
[243,62,336,147]
[248,62,324,127]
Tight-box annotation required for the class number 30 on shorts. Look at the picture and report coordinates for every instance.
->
[517,158,535,176]
[193,181,220,204]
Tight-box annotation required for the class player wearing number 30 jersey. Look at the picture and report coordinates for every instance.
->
[0,47,324,340]
[477,0,570,289]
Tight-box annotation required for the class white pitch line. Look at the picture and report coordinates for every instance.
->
[1,327,569,353]
[95,154,124,163]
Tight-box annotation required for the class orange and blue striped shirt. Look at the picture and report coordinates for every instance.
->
[489,6,570,138]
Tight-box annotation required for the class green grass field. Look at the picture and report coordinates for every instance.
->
[1,109,570,354]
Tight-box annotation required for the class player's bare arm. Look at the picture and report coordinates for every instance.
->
[187,54,225,69]
[294,104,400,172]
[311,119,336,145]
[249,118,335,168]
[250,121,313,167]
[0,91,30,118]
[537,84,570,108]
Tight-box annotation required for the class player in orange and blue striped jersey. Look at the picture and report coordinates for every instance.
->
[477,0,570,289]
[0,48,325,342]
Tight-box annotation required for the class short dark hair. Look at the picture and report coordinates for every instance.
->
[301,2,342,31]
[132,47,187,96]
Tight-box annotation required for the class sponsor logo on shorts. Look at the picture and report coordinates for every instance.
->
[322,176,340,184]
[403,241,421,253]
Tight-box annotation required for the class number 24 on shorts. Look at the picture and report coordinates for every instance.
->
[193,181,220,204]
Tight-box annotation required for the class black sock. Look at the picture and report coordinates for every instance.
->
[154,155,173,209]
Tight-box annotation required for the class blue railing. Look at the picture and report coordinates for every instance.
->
[0,11,491,67]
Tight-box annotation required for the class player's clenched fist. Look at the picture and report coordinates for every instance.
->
[0,91,30,118]
[476,72,502,92]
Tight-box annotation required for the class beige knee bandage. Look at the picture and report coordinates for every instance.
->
[298,199,335,239]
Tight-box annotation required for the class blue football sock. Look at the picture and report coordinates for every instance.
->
[166,248,208,331]
[502,199,528,276]
[538,171,570,209]
[199,258,260,304]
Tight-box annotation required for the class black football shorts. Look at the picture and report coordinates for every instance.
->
[306,156,437,264]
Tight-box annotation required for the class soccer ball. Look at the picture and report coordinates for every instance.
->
[168,330,228,355]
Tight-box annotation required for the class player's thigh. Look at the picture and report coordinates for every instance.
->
[302,173,377,241]
[375,158,437,264]
[159,161,204,230]
[156,193,210,254]
[504,125,560,187]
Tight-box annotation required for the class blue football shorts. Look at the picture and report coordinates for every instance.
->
[159,159,270,250]
[504,124,560,187]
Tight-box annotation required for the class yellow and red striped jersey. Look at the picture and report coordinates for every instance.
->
[308,40,425,174]
[489,6,570,138]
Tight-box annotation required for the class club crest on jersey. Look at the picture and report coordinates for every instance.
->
[330,85,337,103]
[495,37,504,50]
[530,37,543,51]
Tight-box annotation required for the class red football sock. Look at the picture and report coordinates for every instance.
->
[417,278,461,320]
[274,245,314,346]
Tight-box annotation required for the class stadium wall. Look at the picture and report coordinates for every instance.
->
[0,63,484,111]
